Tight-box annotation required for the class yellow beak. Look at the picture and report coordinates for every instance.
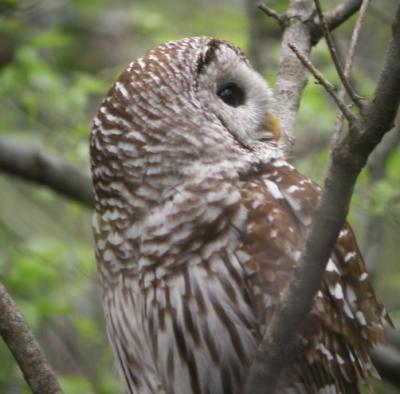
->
[264,113,283,142]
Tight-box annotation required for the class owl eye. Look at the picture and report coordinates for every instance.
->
[217,82,245,107]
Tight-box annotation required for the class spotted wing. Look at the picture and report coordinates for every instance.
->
[238,159,389,393]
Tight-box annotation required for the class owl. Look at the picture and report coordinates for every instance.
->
[90,37,390,394]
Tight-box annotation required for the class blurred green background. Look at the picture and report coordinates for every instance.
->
[0,0,399,393]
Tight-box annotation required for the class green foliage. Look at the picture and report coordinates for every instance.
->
[126,1,247,48]
[59,376,96,394]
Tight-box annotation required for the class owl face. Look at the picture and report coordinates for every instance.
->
[195,39,279,149]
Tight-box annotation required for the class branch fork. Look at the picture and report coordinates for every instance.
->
[258,3,286,30]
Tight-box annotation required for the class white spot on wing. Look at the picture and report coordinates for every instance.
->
[343,301,355,319]
[316,343,334,361]
[281,191,308,224]
[286,185,300,193]
[326,259,340,274]
[331,283,344,299]
[345,285,357,304]
[359,272,368,282]
[344,251,356,263]
[272,160,289,168]
[356,311,367,325]
[263,179,283,199]
[336,354,345,365]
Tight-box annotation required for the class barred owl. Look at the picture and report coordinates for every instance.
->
[90,37,390,394]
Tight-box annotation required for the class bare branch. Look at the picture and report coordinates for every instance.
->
[314,0,363,109]
[258,4,285,30]
[343,0,369,78]
[288,43,357,124]
[0,137,94,208]
[334,0,370,139]
[245,3,400,392]
[311,0,363,44]
[0,282,64,394]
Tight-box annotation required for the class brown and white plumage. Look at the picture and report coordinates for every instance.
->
[90,37,390,393]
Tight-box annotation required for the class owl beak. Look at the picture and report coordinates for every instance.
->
[263,113,283,142]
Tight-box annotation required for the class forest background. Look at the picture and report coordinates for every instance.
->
[0,0,399,393]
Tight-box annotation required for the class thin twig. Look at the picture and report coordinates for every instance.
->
[288,43,357,125]
[334,0,370,138]
[314,0,363,109]
[344,0,369,77]
[258,3,285,29]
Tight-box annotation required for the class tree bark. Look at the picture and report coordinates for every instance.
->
[0,283,63,394]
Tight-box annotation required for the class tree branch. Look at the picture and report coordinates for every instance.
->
[334,0,370,139]
[314,0,363,109]
[0,137,94,208]
[271,0,363,147]
[0,282,63,394]
[258,4,285,30]
[288,43,357,124]
[311,0,363,44]
[272,0,314,146]
[245,3,400,393]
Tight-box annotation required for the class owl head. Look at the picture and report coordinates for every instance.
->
[194,38,283,148]
[91,37,285,212]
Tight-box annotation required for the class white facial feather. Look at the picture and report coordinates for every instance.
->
[196,44,274,148]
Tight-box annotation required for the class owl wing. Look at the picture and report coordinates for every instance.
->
[136,160,389,394]
[238,159,390,393]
